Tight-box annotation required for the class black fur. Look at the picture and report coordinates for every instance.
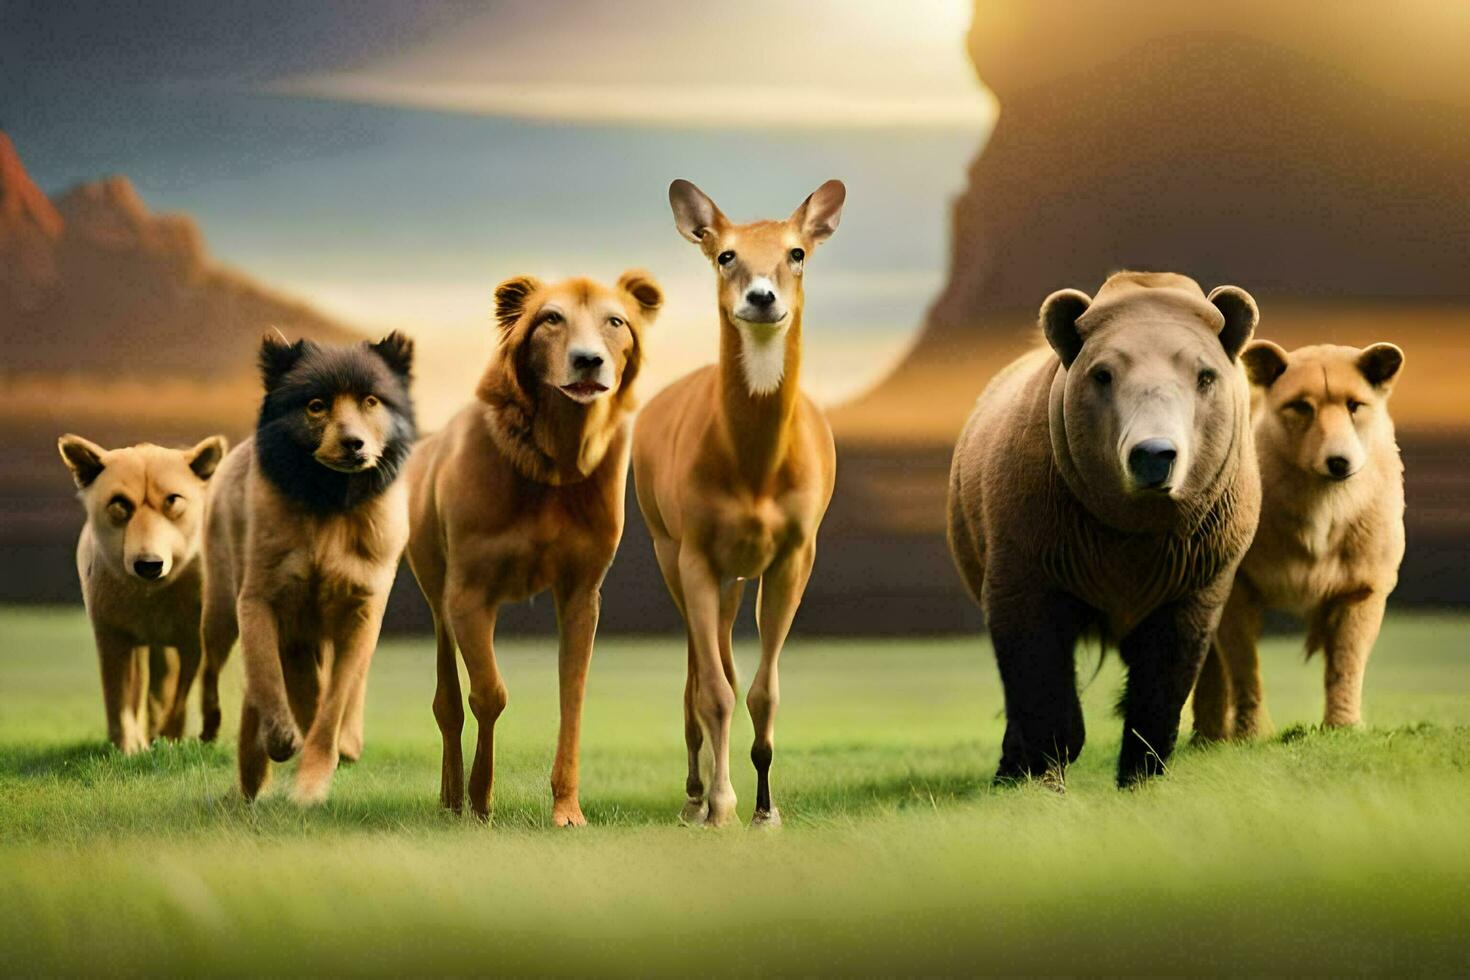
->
[254,333,417,514]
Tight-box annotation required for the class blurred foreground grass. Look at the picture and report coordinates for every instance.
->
[2,608,1468,975]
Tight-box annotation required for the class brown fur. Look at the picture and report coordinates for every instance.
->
[201,346,412,804]
[406,272,662,823]
[633,180,843,826]
[58,434,228,752]
[1193,342,1406,738]
[947,271,1262,786]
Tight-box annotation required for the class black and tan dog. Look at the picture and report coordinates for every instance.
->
[59,434,228,752]
[202,332,415,804]
[406,272,662,824]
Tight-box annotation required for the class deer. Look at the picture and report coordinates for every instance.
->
[632,178,844,827]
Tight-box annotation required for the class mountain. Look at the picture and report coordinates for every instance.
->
[0,132,359,377]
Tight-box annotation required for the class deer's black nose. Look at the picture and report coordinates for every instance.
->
[746,288,776,308]
[1326,456,1351,479]
[572,352,604,372]
[134,557,164,580]
[1127,439,1177,489]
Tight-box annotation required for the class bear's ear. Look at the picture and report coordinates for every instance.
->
[494,276,541,334]
[58,434,108,489]
[186,435,229,481]
[669,179,728,246]
[1040,288,1092,368]
[617,270,664,324]
[1358,342,1404,391]
[259,332,309,390]
[1208,285,1258,361]
[370,331,414,378]
[1240,340,1289,388]
[790,179,846,248]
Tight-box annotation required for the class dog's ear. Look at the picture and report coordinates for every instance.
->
[494,276,541,334]
[669,179,727,246]
[58,434,108,489]
[259,332,308,390]
[370,331,415,378]
[186,435,229,481]
[1208,285,1259,362]
[1040,288,1092,369]
[790,179,846,248]
[1241,340,1289,388]
[618,270,664,325]
[1358,342,1404,391]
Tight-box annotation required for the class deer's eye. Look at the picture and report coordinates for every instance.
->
[608,316,625,329]
[1198,369,1217,391]
[307,398,328,416]
[789,247,805,263]
[717,251,735,266]
[1092,368,1113,387]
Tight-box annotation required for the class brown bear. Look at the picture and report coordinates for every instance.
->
[947,271,1262,787]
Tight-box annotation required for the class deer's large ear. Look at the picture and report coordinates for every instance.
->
[618,270,664,325]
[669,179,727,245]
[58,434,108,489]
[186,436,229,481]
[1040,289,1092,368]
[1241,341,1289,388]
[1358,342,1404,391]
[494,276,541,334]
[370,331,414,378]
[1208,285,1259,361]
[259,333,308,390]
[791,179,846,247]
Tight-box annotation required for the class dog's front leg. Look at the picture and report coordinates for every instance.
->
[290,597,385,806]
[236,594,300,763]
[95,627,148,754]
[1318,590,1388,728]
[550,578,602,827]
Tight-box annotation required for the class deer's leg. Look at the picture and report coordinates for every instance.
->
[748,544,814,827]
[679,549,738,827]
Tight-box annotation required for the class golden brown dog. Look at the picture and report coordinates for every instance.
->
[202,332,416,804]
[406,272,662,824]
[633,180,843,826]
[60,435,228,753]
[1194,341,1406,738]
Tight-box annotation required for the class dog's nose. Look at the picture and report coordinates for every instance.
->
[1127,439,1177,489]
[746,288,776,309]
[134,556,165,580]
[572,352,604,373]
[1326,455,1352,479]
[340,435,365,454]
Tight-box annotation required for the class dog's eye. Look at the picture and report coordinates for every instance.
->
[1092,368,1112,387]
[789,247,805,263]
[542,311,563,325]
[107,496,133,523]
[306,399,328,416]
[1347,399,1364,415]
[164,493,185,514]
[608,316,625,329]
[717,251,735,266]
[1285,399,1314,418]
[1197,369,1217,391]
[363,395,379,409]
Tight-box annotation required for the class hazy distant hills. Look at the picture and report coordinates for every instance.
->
[0,132,359,378]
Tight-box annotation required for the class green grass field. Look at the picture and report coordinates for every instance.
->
[2,607,1468,976]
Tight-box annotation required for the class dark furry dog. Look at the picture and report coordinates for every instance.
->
[201,332,416,804]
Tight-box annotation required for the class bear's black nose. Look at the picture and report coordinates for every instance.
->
[1326,455,1352,479]
[134,557,164,580]
[746,288,776,308]
[1128,439,1177,489]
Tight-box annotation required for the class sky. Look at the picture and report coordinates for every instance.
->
[1,0,993,426]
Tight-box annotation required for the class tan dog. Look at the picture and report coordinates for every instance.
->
[633,180,842,826]
[202,332,416,804]
[59,434,228,753]
[1194,342,1406,738]
[406,272,662,824]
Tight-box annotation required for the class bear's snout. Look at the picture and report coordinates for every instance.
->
[1127,438,1177,490]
